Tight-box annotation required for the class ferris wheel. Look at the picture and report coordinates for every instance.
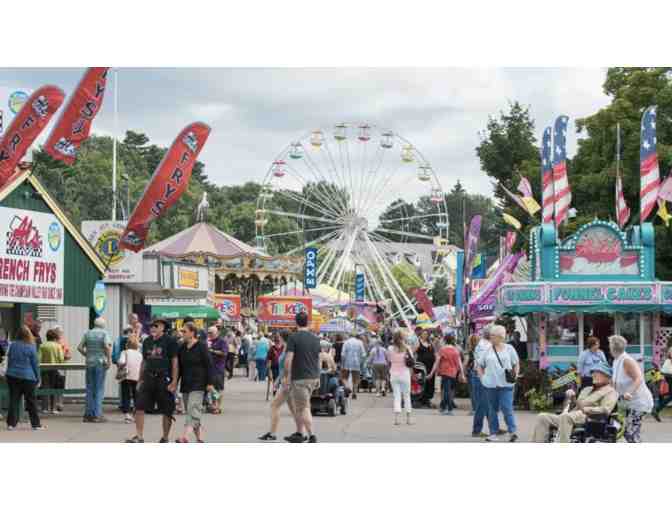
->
[255,123,449,329]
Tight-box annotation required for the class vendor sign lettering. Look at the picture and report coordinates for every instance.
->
[503,286,543,305]
[0,207,65,304]
[551,285,656,305]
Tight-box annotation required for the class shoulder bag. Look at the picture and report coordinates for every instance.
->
[493,346,516,384]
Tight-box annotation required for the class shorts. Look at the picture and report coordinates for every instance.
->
[290,378,319,414]
[372,364,387,381]
[213,373,225,391]
[182,391,204,429]
[136,373,176,417]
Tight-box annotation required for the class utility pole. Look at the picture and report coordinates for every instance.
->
[112,68,119,221]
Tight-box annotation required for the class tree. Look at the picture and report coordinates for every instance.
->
[475,102,543,251]
[430,276,450,306]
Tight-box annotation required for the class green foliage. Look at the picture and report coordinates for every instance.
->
[390,261,425,294]
[430,276,450,306]
[475,101,540,251]
[572,67,672,278]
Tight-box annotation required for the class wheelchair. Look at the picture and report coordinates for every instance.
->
[546,412,624,443]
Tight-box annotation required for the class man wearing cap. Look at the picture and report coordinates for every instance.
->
[531,363,618,443]
[126,318,179,443]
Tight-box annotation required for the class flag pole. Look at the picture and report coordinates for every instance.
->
[111,68,119,222]
[615,122,620,225]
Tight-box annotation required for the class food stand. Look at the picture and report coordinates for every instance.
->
[497,220,670,371]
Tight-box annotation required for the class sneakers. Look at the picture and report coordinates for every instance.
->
[159,437,170,443]
[51,409,61,415]
[496,429,507,436]
[83,416,94,423]
[91,416,108,423]
[307,434,318,443]
[124,414,134,424]
[485,435,499,442]
[125,436,144,443]
[440,409,454,416]
[7,425,15,431]
[258,432,277,441]
[472,432,488,438]
[284,432,307,443]
[653,410,662,423]
[508,433,519,443]
[32,425,47,431]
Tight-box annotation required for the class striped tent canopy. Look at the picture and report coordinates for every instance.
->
[144,222,268,259]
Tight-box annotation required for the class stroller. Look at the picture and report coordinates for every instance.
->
[410,362,427,407]
[358,361,375,393]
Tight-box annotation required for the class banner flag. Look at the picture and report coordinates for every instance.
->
[541,127,555,223]
[502,212,522,230]
[0,85,65,187]
[120,122,211,252]
[552,115,572,225]
[45,67,110,165]
[640,106,660,222]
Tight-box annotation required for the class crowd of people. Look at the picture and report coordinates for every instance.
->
[0,312,670,443]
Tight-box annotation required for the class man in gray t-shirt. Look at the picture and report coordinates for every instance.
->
[284,311,321,443]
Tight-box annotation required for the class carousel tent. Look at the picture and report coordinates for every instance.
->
[145,222,267,259]
[143,222,303,306]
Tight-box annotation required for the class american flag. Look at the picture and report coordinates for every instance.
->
[552,115,572,226]
[541,127,554,224]
[615,123,630,228]
[615,173,630,228]
[640,106,659,222]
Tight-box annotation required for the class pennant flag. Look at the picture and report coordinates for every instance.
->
[659,175,672,203]
[552,115,572,226]
[501,181,540,216]
[640,106,660,222]
[658,199,671,227]
[505,231,517,253]
[517,176,533,197]
[413,288,435,320]
[45,67,110,165]
[463,215,482,280]
[0,85,65,187]
[120,122,211,252]
[541,127,554,224]
[502,212,522,230]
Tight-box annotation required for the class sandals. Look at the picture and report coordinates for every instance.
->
[125,436,145,443]
[258,432,277,441]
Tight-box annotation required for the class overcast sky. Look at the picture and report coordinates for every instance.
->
[0,68,610,199]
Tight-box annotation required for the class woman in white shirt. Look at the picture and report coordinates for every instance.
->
[653,347,672,422]
[609,335,653,442]
[477,324,520,442]
[118,334,143,423]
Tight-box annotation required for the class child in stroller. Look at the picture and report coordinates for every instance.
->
[410,362,427,407]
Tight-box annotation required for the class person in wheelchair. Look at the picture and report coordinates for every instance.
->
[318,341,340,395]
[532,363,618,443]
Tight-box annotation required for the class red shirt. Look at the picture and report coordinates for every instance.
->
[437,346,461,377]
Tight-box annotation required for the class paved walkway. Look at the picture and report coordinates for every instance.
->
[2,376,672,442]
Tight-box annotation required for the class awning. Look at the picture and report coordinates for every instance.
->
[151,305,220,320]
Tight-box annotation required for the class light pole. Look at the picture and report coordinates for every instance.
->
[121,172,130,220]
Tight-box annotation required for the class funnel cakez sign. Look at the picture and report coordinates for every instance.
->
[0,207,65,304]
[120,122,211,252]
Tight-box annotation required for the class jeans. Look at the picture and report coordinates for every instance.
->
[484,386,516,434]
[85,365,107,418]
[256,359,268,381]
[440,376,457,411]
[391,372,412,414]
[471,372,489,434]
